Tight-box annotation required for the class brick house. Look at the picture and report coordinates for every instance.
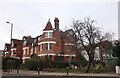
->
[3,39,23,63]
[11,39,23,63]
[22,17,78,63]
[98,40,113,62]
[3,17,78,64]
[3,43,11,57]
[81,40,113,62]
[22,36,34,63]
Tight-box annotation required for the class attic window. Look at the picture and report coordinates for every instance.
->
[45,32,52,38]
[45,32,48,38]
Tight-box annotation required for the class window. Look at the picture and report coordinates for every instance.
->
[49,55,52,61]
[39,45,40,51]
[49,32,52,38]
[25,49,27,55]
[45,43,52,50]
[39,44,43,51]
[45,43,48,50]
[45,32,52,38]
[40,44,43,51]
[72,57,74,60]
[45,32,48,38]
[13,50,16,54]
[49,43,52,50]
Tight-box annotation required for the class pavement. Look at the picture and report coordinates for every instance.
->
[1,69,120,77]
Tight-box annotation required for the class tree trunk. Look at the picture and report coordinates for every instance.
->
[85,52,94,73]
[85,60,92,73]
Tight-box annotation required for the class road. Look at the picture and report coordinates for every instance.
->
[1,69,120,78]
[2,75,120,78]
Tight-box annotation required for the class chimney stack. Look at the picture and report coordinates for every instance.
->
[54,17,59,31]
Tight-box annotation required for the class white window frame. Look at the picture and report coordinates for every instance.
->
[38,41,56,51]
[44,30,53,38]
[40,44,42,51]
[46,43,52,50]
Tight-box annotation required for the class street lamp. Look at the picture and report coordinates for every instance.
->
[6,21,13,72]
[6,22,13,46]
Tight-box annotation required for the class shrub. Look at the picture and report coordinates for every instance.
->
[54,62,69,68]
[22,59,43,70]
[2,57,21,70]
[71,61,88,67]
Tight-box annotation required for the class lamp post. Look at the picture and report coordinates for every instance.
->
[6,22,13,46]
[6,22,13,72]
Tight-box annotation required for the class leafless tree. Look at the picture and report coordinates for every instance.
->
[72,17,111,72]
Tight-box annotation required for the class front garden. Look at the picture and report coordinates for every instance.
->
[2,56,117,73]
[20,58,116,73]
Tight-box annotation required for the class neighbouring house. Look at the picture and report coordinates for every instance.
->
[63,29,78,62]
[3,43,11,57]
[98,40,113,62]
[81,40,113,62]
[22,36,34,63]
[11,39,23,64]
[3,39,23,64]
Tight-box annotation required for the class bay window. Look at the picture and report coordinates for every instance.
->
[45,43,52,50]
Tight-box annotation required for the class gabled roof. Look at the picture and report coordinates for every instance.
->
[11,39,23,48]
[22,36,34,45]
[43,20,53,31]
[12,39,23,43]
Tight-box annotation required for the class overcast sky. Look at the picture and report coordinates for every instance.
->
[0,0,119,50]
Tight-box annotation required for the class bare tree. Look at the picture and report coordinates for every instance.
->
[72,17,110,72]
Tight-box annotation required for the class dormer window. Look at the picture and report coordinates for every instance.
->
[45,31,53,38]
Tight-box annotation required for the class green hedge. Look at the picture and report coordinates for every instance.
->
[22,59,43,70]
[22,59,70,70]
[2,57,21,70]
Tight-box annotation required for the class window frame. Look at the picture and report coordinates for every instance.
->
[45,43,52,51]
[45,32,53,38]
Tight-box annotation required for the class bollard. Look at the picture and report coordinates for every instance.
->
[17,67,19,73]
[38,68,40,75]
[10,67,12,72]
[66,67,69,75]
[115,66,120,74]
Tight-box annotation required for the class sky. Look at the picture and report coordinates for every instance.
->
[0,0,119,50]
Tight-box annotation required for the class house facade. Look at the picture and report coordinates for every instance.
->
[11,39,23,63]
[29,17,78,63]
[3,17,78,63]
[3,43,11,57]
[22,36,34,63]
[3,39,23,63]
[81,40,113,62]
